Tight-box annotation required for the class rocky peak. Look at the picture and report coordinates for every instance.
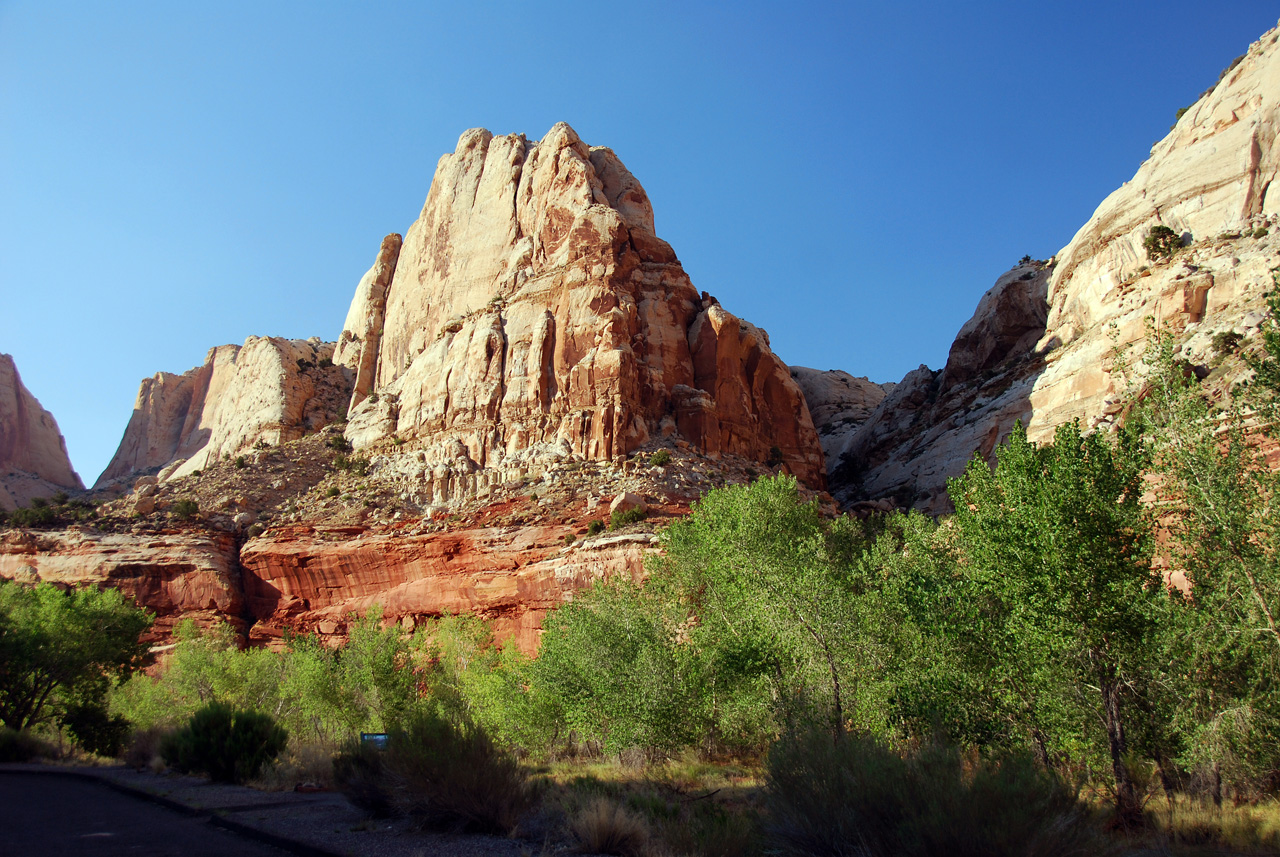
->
[341,122,825,491]
[0,354,82,510]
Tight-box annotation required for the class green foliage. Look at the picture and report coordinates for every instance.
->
[948,421,1159,820]
[318,356,333,368]
[648,450,672,467]
[61,701,131,757]
[1143,224,1183,261]
[332,454,369,475]
[233,455,247,469]
[327,435,353,453]
[334,707,533,833]
[766,445,784,467]
[587,520,605,537]
[111,613,436,747]
[0,581,152,731]
[325,486,340,498]
[171,498,199,521]
[1255,227,1271,239]
[8,504,56,527]
[765,729,1112,857]
[1212,329,1244,355]
[161,701,287,783]
[1245,270,1280,415]
[609,507,647,530]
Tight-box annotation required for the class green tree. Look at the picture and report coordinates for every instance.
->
[0,581,152,731]
[949,421,1159,823]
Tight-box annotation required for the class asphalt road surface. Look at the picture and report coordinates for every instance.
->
[0,772,292,857]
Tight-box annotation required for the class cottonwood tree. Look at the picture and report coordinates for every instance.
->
[949,421,1160,824]
[0,581,152,731]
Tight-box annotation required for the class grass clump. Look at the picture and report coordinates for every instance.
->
[648,449,672,468]
[160,701,288,784]
[765,729,1112,857]
[569,796,650,856]
[334,709,533,834]
[171,498,199,521]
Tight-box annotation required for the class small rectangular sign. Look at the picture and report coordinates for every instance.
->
[360,732,389,749]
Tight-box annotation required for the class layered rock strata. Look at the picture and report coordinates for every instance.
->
[0,354,83,510]
[96,337,352,488]
[822,22,1280,512]
[340,123,825,490]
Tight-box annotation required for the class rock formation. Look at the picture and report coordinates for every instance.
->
[820,22,1280,512]
[96,337,352,488]
[340,123,824,490]
[0,354,83,510]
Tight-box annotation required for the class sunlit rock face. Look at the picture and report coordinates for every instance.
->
[820,23,1280,513]
[0,354,82,510]
[339,122,825,491]
[96,337,352,489]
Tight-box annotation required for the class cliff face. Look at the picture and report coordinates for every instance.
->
[95,337,352,488]
[0,354,83,510]
[340,123,825,490]
[817,23,1280,512]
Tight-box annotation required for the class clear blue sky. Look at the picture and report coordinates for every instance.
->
[2,1,1277,486]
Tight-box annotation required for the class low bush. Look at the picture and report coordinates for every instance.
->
[609,508,647,530]
[0,728,46,762]
[587,520,606,537]
[648,450,672,467]
[1212,330,1244,355]
[234,456,247,470]
[334,709,533,834]
[123,725,173,769]
[62,702,131,758]
[326,435,353,453]
[765,729,1113,857]
[161,702,288,784]
[171,498,199,521]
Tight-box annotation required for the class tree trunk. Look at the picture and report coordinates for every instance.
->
[1211,759,1223,807]
[1100,668,1142,826]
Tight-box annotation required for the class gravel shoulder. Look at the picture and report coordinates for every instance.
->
[1,763,538,857]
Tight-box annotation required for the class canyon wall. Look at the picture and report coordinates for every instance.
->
[0,354,83,510]
[816,23,1280,512]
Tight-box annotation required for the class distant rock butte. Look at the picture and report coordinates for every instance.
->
[816,22,1280,512]
[95,337,352,489]
[0,354,82,510]
[339,123,824,491]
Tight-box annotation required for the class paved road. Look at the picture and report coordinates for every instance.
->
[0,771,292,857]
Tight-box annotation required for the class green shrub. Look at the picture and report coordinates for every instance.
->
[767,446,784,467]
[610,507,647,530]
[1254,227,1270,239]
[9,505,56,527]
[62,702,131,758]
[587,520,606,536]
[765,729,1112,857]
[318,357,333,369]
[333,454,369,476]
[1212,330,1244,355]
[0,728,46,762]
[161,702,288,784]
[564,533,576,546]
[335,709,533,834]
[171,498,199,521]
[234,455,247,469]
[1144,225,1183,261]
[252,438,271,451]
[648,450,672,467]
[325,486,340,498]
[326,435,353,453]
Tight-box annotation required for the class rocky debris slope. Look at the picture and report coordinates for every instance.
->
[340,123,824,491]
[3,423,815,652]
[0,354,82,510]
[819,22,1280,513]
[95,337,352,489]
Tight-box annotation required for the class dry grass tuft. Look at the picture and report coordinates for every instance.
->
[569,797,650,856]
[252,740,337,791]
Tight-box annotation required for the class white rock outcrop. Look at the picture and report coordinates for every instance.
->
[96,337,352,488]
[0,354,83,509]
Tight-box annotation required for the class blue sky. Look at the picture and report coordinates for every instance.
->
[2,1,1277,485]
